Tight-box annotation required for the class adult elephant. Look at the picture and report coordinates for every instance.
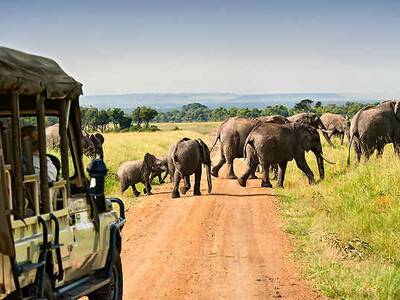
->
[170,138,212,198]
[287,112,334,147]
[210,115,288,179]
[238,122,334,188]
[320,113,350,145]
[347,101,400,164]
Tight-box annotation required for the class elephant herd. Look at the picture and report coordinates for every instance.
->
[46,100,400,199]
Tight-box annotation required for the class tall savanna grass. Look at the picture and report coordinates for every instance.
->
[276,136,400,299]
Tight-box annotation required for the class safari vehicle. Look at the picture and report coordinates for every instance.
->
[0,47,125,299]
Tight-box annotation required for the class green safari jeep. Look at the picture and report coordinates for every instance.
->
[0,47,125,299]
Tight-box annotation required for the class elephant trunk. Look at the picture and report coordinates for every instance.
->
[318,120,334,147]
[314,152,325,180]
[205,163,212,193]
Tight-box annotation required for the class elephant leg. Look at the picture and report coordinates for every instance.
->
[340,133,344,145]
[180,175,191,195]
[211,149,226,177]
[261,163,272,188]
[295,154,315,185]
[144,179,153,195]
[270,164,278,180]
[194,168,202,196]
[172,171,182,198]
[131,185,140,197]
[238,157,257,187]
[160,172,168,183]
[276,161,288,188]
[226,159,237,179]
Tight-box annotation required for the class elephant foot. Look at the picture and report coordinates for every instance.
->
[160,180,165,184]
[261,181,272,188]
[193,190,201,196]
[276,182,284,188]
[180,186,189,195]
[211,168,219,178]
[249,174,258,179]
[237,177,247,187]
[226,174,238,180]
[133,192,140,197]
[172,191,180,199]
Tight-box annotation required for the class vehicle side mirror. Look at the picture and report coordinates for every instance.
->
[87,159,108,213]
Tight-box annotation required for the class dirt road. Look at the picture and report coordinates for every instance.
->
[121,162,321,299]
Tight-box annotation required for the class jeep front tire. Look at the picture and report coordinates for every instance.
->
[89,254,123,300]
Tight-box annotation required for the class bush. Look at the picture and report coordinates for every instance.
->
[128,124,160,132]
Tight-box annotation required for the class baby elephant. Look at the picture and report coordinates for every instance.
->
[170,138,212,198]
[117,153,167,196]
[150,156,170,184]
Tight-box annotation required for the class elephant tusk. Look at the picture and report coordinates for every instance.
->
[320,129,334,134]
[321,154,335,164]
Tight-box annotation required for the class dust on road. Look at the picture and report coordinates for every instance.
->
[121,162,321,299]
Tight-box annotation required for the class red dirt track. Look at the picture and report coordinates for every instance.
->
[121,162,322,299]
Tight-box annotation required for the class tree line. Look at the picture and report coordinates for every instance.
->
[80,100,374,132]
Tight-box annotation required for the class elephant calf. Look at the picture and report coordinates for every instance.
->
[170,138,212,198]
[239,123,334,188]
[150,156,170,184]
[117,153,167,197]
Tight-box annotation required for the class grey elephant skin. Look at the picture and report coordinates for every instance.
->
[287,112,334,147]
[320,113,350,145]
[211,115,288,179]
[117,153,166,197]
[170,138,212,198]
[347,101,400,164]
[46,123,105,159]
[150,156,170,184]
[238,123,328,188]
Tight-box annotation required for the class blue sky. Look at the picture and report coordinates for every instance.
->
[1,0,399,95]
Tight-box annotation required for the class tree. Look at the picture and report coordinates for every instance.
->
[108,108,125,127]
[94,109,110,132]
[140,107,158,128]
[293,99,314,112]
[131,107,142,126]
[132,106,158,128]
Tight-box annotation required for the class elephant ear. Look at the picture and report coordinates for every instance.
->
[94,133,105,145]
[394,101,400,121]
[141,153,155,179]
[196,139,211,165]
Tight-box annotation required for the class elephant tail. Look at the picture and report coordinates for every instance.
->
[347,133,355,166]
[243,132,254,159]
[209,134,220,152]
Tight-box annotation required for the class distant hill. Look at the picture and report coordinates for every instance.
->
[80,93,379,111]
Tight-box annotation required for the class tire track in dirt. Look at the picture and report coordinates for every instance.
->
[121,161,323,299]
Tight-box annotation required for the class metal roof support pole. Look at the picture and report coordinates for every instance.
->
[10,92,24,219]
[36,95,49,213]
[59,99,70,198]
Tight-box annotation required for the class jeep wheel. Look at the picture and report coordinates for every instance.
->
[89,254,123,300]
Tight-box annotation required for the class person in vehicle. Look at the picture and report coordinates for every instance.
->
[21,126,58,182]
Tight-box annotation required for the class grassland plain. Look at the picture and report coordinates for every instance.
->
[81,121,399,299]
[276,138,400,299]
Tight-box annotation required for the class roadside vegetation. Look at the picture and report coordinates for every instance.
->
[276,137,400,299]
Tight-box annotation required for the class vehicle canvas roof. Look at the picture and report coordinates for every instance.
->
[0,47,82,99]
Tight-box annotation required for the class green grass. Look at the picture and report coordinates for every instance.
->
[155,121,220,135]
[275,137,400,299]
